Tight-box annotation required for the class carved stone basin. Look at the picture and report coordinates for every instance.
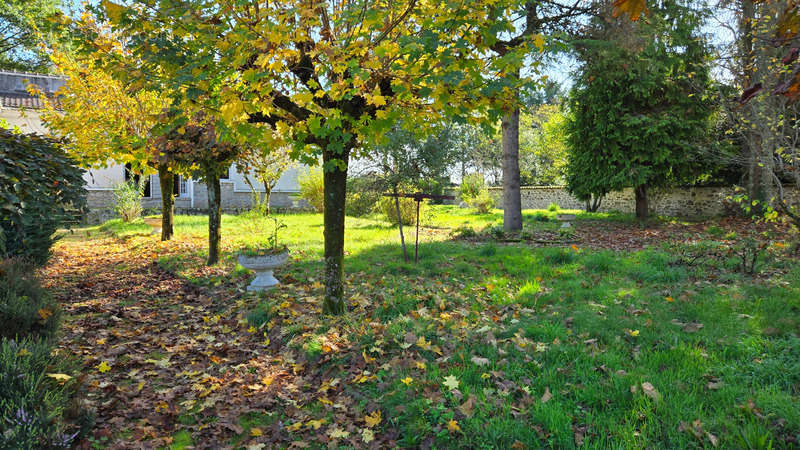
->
[238,250,290,291]
[142,217,162,235]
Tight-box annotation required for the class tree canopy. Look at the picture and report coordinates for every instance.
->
[76,0,539,314]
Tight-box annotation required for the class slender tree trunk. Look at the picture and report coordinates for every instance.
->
[322,147,350,315]
[263,180,272,216]
[393,184,409,262]
[205,169,222,265]
[634,184,649,219]
[502,69,522,231]
[157,164,174,241]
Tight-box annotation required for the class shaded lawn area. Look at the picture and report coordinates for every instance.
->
[44,206,799,448]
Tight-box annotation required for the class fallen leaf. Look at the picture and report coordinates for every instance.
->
[540,386,553,403]
[640,382,660,401]
[443,375,459,390]
[362,428,375,443]
[459,395,476,418]
[471,356,490,366]
[706,431,719,447]
[682,322,703,333]
[46,373,72,384]
[250,427,262,437]
[364,409,381,428]
[328,427,350,439]
[447,419,461,433]
[707,381,723,390]
[261,376,274,386]
[97,361,111,373]
[401,377,413,386]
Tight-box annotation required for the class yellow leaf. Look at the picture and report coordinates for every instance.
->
[362,350,376,363]
[532,34,545,52]
[328,427,350,439]
[248,326,257,333]
[362,428,375,443]
[250,427,262,437]
[102,0,125,22]
[416,335,431,350]
[287,422,303,432]
[17,348,31,357]
[261,376,274,386]
[415,361,426,370]
[364,409,382,428]
[400,377,413,386]
[97,361,112,373]
[628,329,640,337]
[612,0,649,21]
[96,338,106,345]
[46,373,72,384]
[443,375,459,390]
[307,419,326,429]
[665,296,674,302]
[37,308,53,321]
[447,419,461,433]
[137,381,145,392]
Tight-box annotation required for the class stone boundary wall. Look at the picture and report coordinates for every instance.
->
[445,185,800,218]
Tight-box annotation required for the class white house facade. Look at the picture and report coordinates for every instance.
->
[0,71,306,223]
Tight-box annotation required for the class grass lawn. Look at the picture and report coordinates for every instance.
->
[45,206,799,448]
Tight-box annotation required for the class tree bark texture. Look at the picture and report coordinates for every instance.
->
[263,180,272,216]
[157,164,174,241]
[322,148,349,315]
[502,106,522,231]
[393,185,409,262]
[635,184,649,219]
[205,169,222,265]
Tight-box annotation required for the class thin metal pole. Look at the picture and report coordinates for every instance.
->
[415,199,420,263]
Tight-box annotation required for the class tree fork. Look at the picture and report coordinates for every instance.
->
[322,148,349,315]
[157,164,174,241]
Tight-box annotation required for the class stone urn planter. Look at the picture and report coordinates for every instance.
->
[142,217,162,235]
[238,250,289,291]
[556,213,576,229]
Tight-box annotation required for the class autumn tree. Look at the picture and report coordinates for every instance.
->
[235,146,293,216]
[0,0,68,72]
[566,0,714,219]
[489,0,588,231]
[85,0,534,314]
[32,49,182,240]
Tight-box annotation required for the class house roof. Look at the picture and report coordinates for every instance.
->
[0,70,65,110]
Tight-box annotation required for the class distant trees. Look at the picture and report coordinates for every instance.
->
[0,0,68,72]
[566,0,714,218]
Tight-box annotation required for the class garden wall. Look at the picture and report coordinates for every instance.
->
[446,185,800,218]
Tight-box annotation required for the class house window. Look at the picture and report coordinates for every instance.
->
[124,163,151,198]
[174,175,188,197]
[220,166,232,180]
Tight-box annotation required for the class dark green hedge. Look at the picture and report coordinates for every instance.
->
[0,128,86,265]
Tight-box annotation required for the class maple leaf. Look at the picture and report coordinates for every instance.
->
[627,329,640,337]
[37,308,53,321]
[400,377,413,386]
[611,0,649,21]
[250,427,263,437]
[306,419,326,430]
[261,375,274,386]
[443,375,459,390]
[364,409,382,428]
[97,361,112,373]
[362,429,375,443]
[447,419,461,433]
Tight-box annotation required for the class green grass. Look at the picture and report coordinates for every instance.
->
[92,206,799,448]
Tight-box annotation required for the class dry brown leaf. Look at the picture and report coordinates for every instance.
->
[540,386,552,403]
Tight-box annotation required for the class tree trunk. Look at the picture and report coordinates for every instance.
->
[502,101,522,231]
[263,180,272,216]
[393,185,409,262]
[157,164,174,241]
[634,184,649,219]
[322,148,350,315]
[205,169,222,265]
